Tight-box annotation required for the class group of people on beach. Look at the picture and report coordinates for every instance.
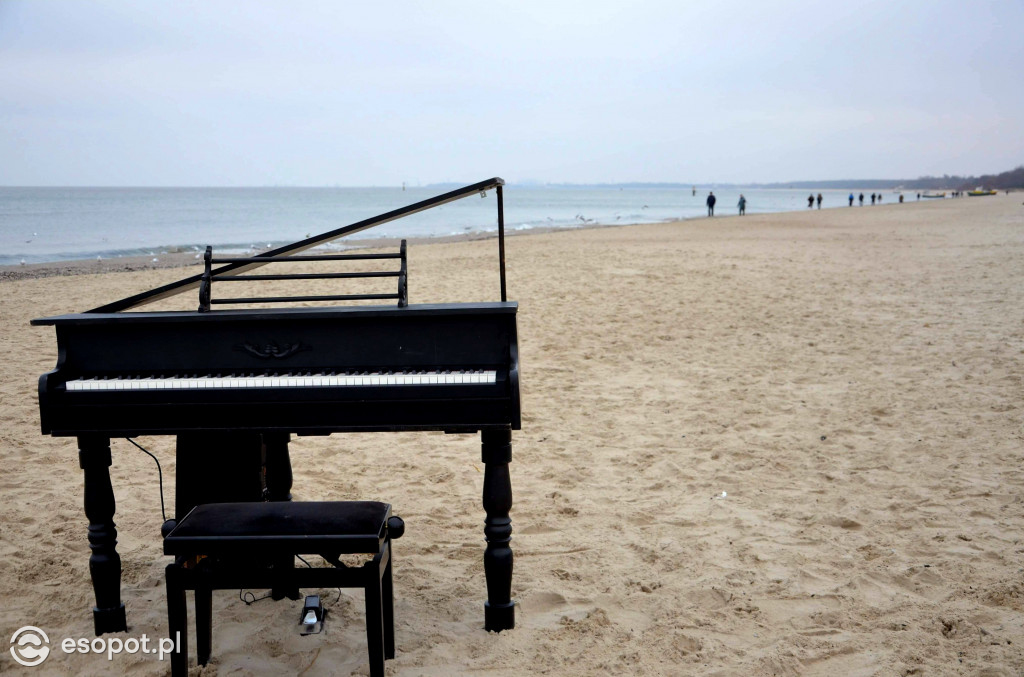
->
[706,191,747,217]
[704,187,913,219]
[848,192,886,206]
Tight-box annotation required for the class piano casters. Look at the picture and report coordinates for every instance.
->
[78,435,128,635]
[481,428,515,631]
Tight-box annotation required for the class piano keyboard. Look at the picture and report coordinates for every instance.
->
[66,370,497,392]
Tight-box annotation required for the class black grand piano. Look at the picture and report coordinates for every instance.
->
[33,178,519,635]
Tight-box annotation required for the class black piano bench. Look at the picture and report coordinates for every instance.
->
[163,501,405,677]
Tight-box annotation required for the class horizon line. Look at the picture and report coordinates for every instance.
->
[0,179,924,189]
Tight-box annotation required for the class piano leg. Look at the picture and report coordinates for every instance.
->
[78,434,128,635]
[481,428,515,631]
[174,432,264,519]
[264,433,300,601]
[263,432,293,502]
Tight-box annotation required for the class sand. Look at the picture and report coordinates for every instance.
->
[1,195,1022,675]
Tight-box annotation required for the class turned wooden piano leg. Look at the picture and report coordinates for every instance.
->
[481,428,515,631]
[78,434,127,635]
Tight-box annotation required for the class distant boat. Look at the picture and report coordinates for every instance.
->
[967,188,996,196]
[921,192,946,199]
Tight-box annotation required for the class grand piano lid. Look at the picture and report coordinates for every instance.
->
[58,177,508,316]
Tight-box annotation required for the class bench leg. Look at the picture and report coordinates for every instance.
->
[165,564,189,677]
[195,585,212,665]
[365,557,386,677]
[382,543,395,660]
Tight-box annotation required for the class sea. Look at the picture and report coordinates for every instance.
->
[0,185,904,266]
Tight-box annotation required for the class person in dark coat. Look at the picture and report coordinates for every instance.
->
[816,193,823,209]
[706,192,716,217]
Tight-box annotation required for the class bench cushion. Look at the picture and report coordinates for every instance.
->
[164,501,390,556]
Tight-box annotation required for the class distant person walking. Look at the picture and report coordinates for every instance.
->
[738,194,746,215]
[706,191,717,217]
[816,193,823,209]
[871,193,876,205]
[849,193,854,206]
[859,193,864,206]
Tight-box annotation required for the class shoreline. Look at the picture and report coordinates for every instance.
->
[6,190,995,282]
[0,219,643,281]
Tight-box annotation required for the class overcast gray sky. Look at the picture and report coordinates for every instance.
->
[1,0,1020,186]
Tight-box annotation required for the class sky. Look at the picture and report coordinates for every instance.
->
[0,0,1021,186]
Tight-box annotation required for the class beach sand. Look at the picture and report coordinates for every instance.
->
[1,195,1022,675]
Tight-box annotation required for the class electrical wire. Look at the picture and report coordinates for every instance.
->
[240,590,272,605]
[124,437,166,522]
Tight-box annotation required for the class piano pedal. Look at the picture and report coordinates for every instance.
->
[300,595,325,635]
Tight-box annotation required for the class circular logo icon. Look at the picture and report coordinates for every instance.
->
[10,626,50,667]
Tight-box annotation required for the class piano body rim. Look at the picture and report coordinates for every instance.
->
[35,301,521,437]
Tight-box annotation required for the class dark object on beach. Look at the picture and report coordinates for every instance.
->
[706,191,716,216]
[32,178,521,637]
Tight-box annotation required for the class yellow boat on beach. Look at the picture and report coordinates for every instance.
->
[967,189,997,196]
